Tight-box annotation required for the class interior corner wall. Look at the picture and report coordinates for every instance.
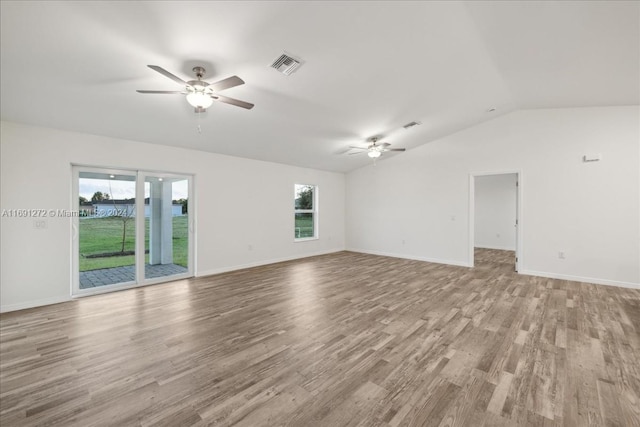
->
[0,121,346,312]
[474,174,517,251]
[345,106,640,288]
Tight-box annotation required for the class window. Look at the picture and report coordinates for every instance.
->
[294,184,317,240]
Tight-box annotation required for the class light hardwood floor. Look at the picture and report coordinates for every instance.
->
[1,250,639,426]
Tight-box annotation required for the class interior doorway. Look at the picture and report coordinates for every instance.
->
[469,172,521,272]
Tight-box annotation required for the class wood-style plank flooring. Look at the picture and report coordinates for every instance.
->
[1,249,639,426]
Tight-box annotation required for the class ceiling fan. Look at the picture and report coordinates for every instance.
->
[137,65,254,113]
[349,137,406,159]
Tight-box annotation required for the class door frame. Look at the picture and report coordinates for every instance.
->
[71,165,195,297]
[468,170,522,272]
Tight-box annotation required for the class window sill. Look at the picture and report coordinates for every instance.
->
[294,237,319,243]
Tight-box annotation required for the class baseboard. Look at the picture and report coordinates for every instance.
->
[0,250,345,313]
[345,248,472,268]
[475,245,516,251]
[0,296,73,313]
[518,270,640,290]
[5,254,633,312]
[196,248,346,277]
[345,250,639,289]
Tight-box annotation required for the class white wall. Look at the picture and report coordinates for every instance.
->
[346,106,639,288]
[0,121,346,311]
[474,174,517,250]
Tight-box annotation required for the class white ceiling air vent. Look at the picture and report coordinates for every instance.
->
[270,53,303,75]
[403,121,422,130]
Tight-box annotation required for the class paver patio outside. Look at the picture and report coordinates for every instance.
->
[79,264,188,289]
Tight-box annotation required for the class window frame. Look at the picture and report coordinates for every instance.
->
[294,183,318,242]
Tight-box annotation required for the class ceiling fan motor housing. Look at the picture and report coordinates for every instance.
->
[192,66,206,79]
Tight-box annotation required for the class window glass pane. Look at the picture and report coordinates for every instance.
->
[78,172,137,289]
[295,185,314,210]
[295,213,314,238]
[144,177,189,281]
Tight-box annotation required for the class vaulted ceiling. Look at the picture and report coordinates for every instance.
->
[1,1,638,172]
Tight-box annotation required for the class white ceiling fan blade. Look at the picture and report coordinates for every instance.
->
[136,90,186,94]
[214,95,254,110]
[147,65,189,87]
[209,76,245,92]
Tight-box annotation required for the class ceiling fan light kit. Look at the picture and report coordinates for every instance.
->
[186,90,214,109]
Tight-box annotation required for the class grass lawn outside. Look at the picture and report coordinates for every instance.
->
[79,215,188,271]
[295,214,314,238]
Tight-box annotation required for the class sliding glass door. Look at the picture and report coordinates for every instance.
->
[72,167,193,296]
